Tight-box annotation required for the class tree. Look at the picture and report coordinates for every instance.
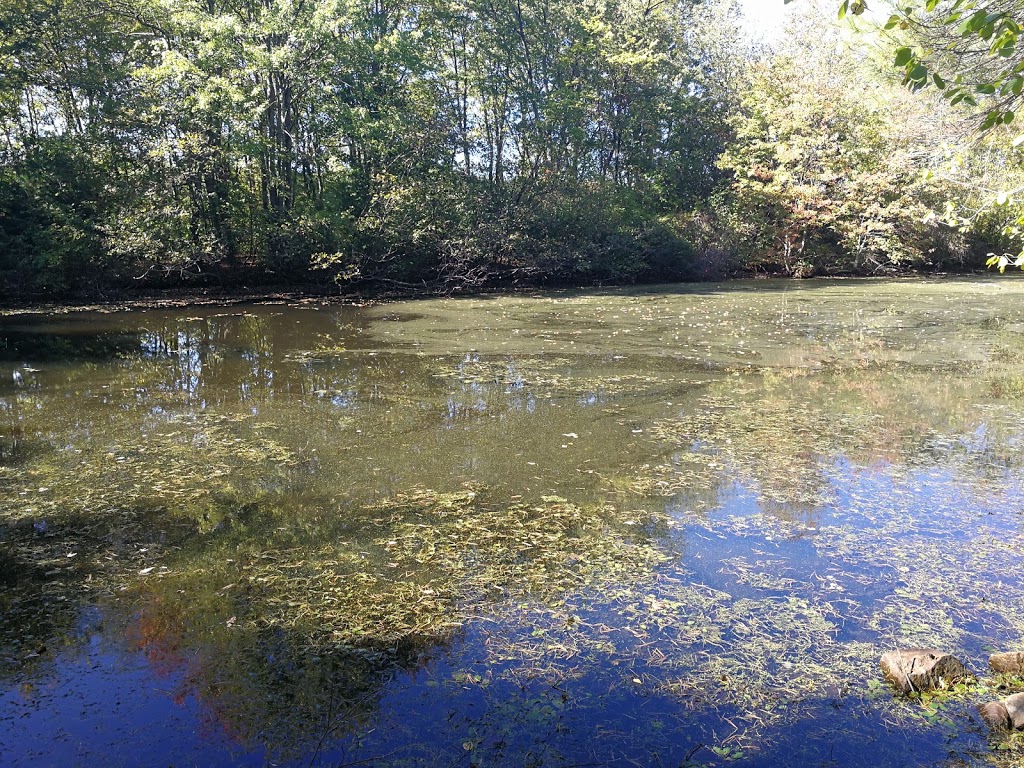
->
[875,1,1024,268]
[0,0,751,296]
[717,5,972,275]
[0,0,142,291]
[796,1,1024,127]
[790,1,1024,269]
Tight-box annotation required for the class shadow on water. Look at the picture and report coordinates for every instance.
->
[0,424,46,467]
[0,493,464,765]
[0,501,203,677]
[0,317,146,364]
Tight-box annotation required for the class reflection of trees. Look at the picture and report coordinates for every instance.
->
[1,421,670,760]
[0,306,674,661]
[3,307,705,522]
[115,592,418,761]
[0,422,44,468]
[13,483,666,760]
[0,504,197,677]
[634,366,1024,523]
[0,323,141,363]
[0,544,84,676]
[8,304,1024,764]
[0,486,440,759]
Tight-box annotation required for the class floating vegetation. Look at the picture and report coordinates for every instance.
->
[147,488,671,650]
[0,410,300,527]
[626,366,1019,510]
[282,334,352,363]
[432,355,571,389]
[430,354,676,397]
[644,393,876,508]
[6,282,1024,766]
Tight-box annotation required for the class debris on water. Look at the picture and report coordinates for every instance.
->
[9,283,1024,765]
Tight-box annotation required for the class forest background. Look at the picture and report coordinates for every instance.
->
[2,0,1021,299]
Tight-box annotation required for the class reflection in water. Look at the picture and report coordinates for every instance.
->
[4,279,1024,766]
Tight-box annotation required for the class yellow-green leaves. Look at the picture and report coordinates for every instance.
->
[879,1,1024,131]
[836,0,867,19]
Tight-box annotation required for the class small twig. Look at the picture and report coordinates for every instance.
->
[334,747,417,768]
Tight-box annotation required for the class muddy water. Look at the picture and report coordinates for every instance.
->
[3,278,1024,767]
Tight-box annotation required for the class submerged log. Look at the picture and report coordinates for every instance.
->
[879,648,967,693]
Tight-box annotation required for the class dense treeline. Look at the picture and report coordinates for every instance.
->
[0,0,1013,298]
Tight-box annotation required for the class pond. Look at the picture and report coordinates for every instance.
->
[3,278,1024,767]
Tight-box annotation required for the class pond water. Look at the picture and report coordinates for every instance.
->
[4,278,1024,767]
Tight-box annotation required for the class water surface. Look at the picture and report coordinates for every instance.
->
[4,278,1024,767]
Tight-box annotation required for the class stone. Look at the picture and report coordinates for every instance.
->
[979,701,1011,729]
[990,652,1024,676]
[1005,693,1024,729]
[879,648,968,693]
[979,693,1024,730]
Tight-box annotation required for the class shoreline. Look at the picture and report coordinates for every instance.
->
[0,270,998,316]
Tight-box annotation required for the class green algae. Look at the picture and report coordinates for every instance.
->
[130,488,672,649]
[6,280,1024,765]
[0,410,298,526]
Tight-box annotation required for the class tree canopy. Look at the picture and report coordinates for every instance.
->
[0,0,1019,297]
[872,0,1024,268]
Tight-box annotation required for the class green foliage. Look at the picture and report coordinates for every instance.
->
[715,20,974,275]
[2,0,1021,295]
[823,1,1024,267]
[0,0,739,296]
[878,1,1023,124]
[0,139,112,293]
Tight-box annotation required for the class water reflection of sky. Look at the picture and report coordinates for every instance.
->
[5,280,1024,766]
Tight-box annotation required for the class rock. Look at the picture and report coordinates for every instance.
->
[979,701,1011,729]
[879,648,968,693]
[979,693,1024,730]
[1005,693,1024,729]
[990,652,1024,676]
